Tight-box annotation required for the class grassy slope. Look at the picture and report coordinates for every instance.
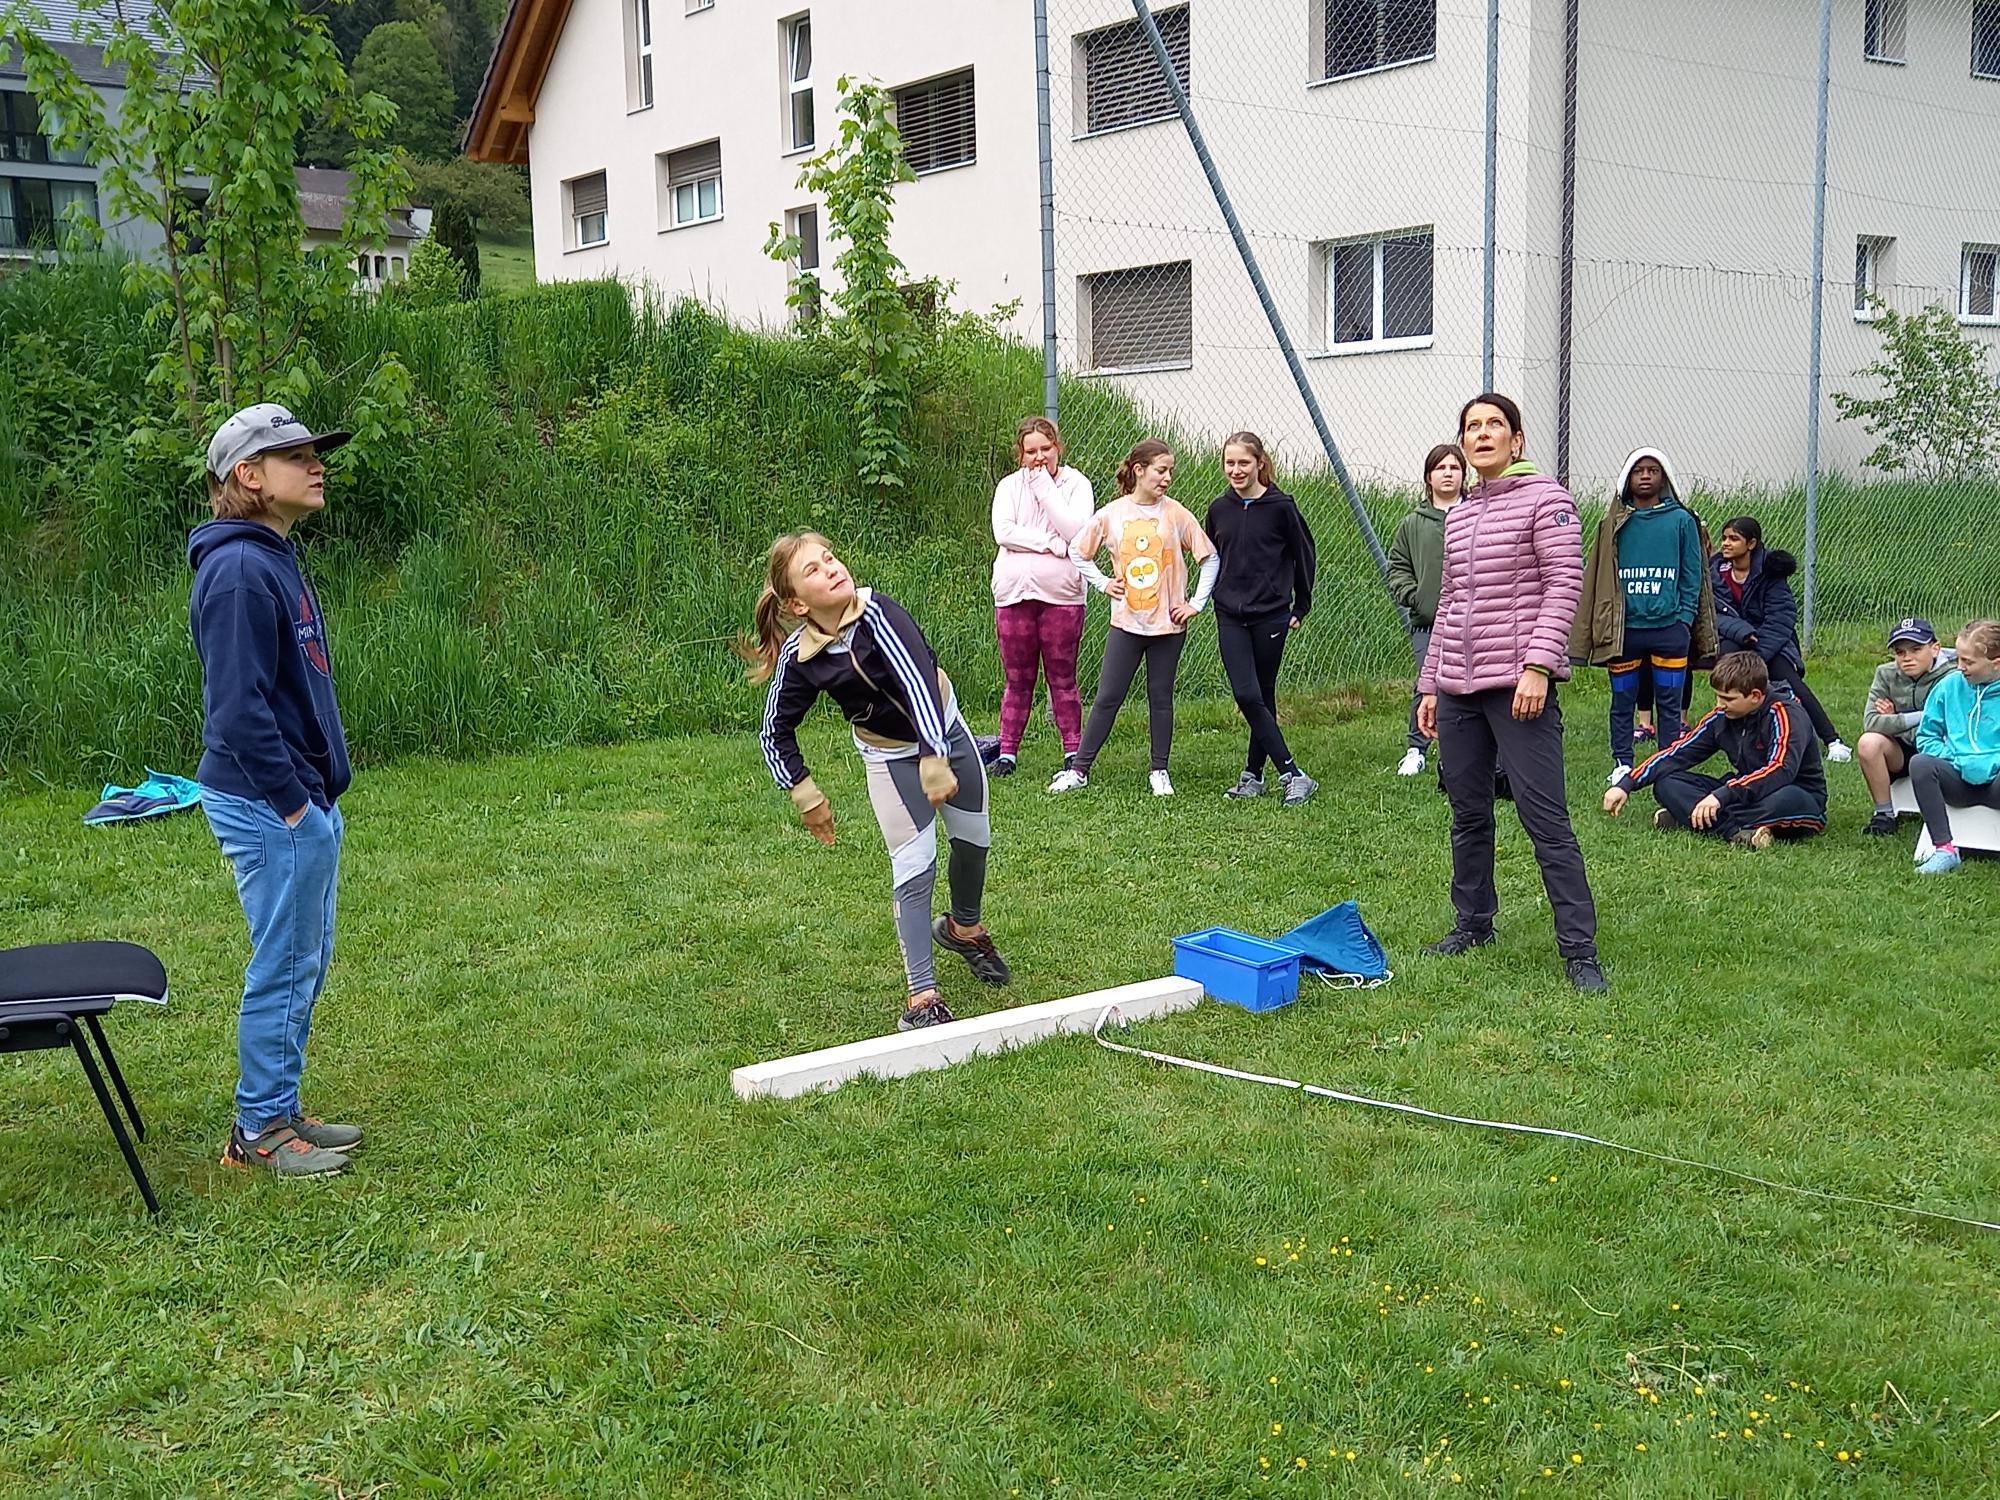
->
[3,663,1997,1496]
[476,234,535,295]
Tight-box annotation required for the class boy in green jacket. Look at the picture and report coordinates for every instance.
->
[1387,443,1462,775]
[1858,617,1956,835]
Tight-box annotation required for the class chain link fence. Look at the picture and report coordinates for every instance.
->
[1030,0,2000,702]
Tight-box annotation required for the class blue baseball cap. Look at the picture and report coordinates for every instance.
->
[1887,617,1937,647]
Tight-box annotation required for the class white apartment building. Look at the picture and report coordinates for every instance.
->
[468,0,2000,489]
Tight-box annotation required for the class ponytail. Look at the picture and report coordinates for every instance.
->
[1960,619,2000,659]
[1116,438,1173,495]
[735,530,829,683]
[1222,430,1276,487]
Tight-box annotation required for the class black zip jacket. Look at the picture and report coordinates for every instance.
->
[759,588,951,810]
[1628,683,1827,810]
[1203,486,1317,621]
[1713,548,1804,673]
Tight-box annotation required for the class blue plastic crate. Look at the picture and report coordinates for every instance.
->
[1172,927,1301,1012]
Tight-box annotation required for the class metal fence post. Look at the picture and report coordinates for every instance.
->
[1802,0,1833,650]
[1482,0,1499,391]
[1034,0,1060,423]
[1126,0,1390,579]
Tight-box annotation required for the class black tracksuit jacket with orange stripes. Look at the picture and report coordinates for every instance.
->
[1627,684,1827,811]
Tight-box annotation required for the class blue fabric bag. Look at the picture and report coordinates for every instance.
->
[1271,901,1391,986]
[84,768,203,826]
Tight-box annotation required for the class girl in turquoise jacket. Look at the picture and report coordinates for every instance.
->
[1908,619,2000,875]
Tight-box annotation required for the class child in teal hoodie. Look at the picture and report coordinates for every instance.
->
[1908,619,2000,875]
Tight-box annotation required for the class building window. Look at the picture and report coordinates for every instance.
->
[662,140,723,227]
[1319,228,1433,349]
[1864,0,1906,62]
[635,0,655,109]
[1854,235,1892,317]
[1977,0,2000,78]
[1319,0,1435,82]
[893,69,975,175]
[1962,244,1999,322]
[786,204,821,324]
[1,90,51,163]
[785,14,814,151]
[1083,260,1193,371]
[1,174,96,249]
[567,171,608,248]
[1078,5,1189,136]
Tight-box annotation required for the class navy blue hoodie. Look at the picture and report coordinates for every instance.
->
[188,520,351,814]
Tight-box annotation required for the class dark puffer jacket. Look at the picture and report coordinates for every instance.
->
[1713,547,1803,673]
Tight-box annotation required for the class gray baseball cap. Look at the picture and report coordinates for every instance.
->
[206,403,351,481]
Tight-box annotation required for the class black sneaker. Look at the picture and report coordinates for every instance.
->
[1063,751,1079,773]
[1424,927,1495,957]
[897,996,958,1031]
[1863,809,1899,836]
[934,916,1012,985]
[1566,957,1610,992]
[975,735,1003,766]
[991,754,1017,778]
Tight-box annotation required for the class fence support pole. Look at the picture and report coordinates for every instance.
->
[1482,0,1499,390]
[1802,0,1833,651]
[1555,0,1578,485]
[1034,0,1060,423]
[1127,0,1389,579]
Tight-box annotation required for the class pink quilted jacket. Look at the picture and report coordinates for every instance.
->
[1417,469,1585,696]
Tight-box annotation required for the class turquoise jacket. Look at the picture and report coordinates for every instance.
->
[1916,670,2000,785]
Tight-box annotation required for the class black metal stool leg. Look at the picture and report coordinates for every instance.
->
[62,1020,160,1215]
[82,1013,145,1141]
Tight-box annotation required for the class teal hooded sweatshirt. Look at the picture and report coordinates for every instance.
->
[1916,670,2000,785]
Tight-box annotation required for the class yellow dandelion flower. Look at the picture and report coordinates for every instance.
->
[1635,1443,1647,1452]
[1426,1365,1435,1374]
[1542,1467,1555,1478]
[1481,1395,1492,1405]
[1258,1455,1271,1470]
[1552,1325,1564,1335]
[1469,1340,1481,1349]
[1004,1227,1014,1235]
[1269,1375,1280,1385]
[1837,1450,1850,1462]
[1671,1302,1682,1312]
[1288,1253,1299,1262]
[1570,1453,1583,1465]
[1452,1474,1463,1483]
[1341,1235,1350,1243]
[1750,1410,1762,1419]
[1137,1196,1146,1203]
[1344,1247,1353,1256]
[1592,1423,1603,1432]
[1255,1257,1268,1267]
[1547,1174,1559,1183]
[1471,1295,1483,1304]
[1200,1176,1209,1185]
[1106,1223,1114,1230]
[1742,1428,1755,1440]
[1345,1450,1356,1460]
[1294,1457,1308,1470]
[1816,1440,1826,1448]
[1782,1431,1793,1440]
[1559,1379,1571,1389]
[1272,1423,1283,1435]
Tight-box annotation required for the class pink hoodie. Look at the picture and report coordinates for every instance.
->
[1418,468,1585,697]
[991,465,1095,607]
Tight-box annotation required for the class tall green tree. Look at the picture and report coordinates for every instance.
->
[1,0,413,436]
[429,199,480,294]
[407,157,527,235]
[352,20,456,159]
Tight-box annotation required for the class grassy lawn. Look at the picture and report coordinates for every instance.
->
[477,235,536,295]
[4,661,1998,1496]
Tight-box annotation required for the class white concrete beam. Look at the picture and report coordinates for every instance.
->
[730,977,1202,1101]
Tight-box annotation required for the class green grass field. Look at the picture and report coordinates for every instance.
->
[4,659,1998,1495]
[476,235,536,294]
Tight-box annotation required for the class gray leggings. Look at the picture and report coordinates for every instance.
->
[866,717,990,996]
[1076,626,1187,775]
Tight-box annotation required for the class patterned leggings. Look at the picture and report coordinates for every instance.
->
[995,600,1085,755]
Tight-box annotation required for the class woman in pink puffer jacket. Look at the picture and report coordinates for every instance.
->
[1416,393,1605,991]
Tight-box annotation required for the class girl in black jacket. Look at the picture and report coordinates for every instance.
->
[744,532,1011,1032]
[1712,516,1849,759]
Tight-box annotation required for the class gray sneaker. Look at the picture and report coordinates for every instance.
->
[1224,772,1264,799]
[1280,771,1319,806]
[222,1122,350,1177]
[288,1114,364,1152]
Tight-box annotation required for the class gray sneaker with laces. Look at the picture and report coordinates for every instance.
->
[1224,772,1264,799]
[1280,771,1319,806]
[222,1122,350,1177]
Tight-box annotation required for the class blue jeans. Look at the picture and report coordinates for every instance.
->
[200,788,344,1135]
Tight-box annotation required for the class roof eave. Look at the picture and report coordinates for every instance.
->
[463,0,575,165]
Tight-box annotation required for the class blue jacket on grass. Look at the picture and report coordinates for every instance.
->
[1916,670,2000,786]
[188,519,351,816]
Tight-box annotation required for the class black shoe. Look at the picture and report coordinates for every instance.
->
[934,916,1012,985]
[974,735,1003,766]
[1424,927,1495,957]
[1566,957,1610,992]
[1863,809,1899,836]
[991,754,1017,778]
[1063,751,1078,772]
[897,996,958,1031]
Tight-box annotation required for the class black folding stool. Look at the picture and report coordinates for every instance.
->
[0,941,168,1214]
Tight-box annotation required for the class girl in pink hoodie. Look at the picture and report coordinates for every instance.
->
[989,417,1095,776]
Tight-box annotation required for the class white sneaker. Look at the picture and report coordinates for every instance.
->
[1396,747,1426,776]
[1607,764,1631,786]
[1149,770,1175,797]
[1825,740,1853,762]
[1047,768,1088,794]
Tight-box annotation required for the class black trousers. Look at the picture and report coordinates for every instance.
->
[1076,626,1186,775]
[1766,662,1840,746]
[1908,753,2000,848]
[1649,769,1825,840]
[1436,686,1599,960]
[1216,609,1296,776]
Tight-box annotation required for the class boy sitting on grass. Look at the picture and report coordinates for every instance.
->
[1602,650,1826,848]
[1857,617,1956,835]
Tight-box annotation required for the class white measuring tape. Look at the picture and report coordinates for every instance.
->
[1092,1006,2000,1235]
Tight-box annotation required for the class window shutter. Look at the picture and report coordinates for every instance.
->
[1087,261,1192,369]
[894,70,976,174]
[667,140,723,184]
[1083,7,1189,134]
[570,172,608,218]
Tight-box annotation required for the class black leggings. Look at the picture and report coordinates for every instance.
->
[1767,663,1841,746]
[1216,609,1296,776]
[1076,626,1186,775]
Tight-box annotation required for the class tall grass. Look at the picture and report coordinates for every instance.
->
[4,258,1998,789]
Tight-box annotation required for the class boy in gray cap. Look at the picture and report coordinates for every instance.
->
[1858,617,1956,835]
[188,404,362,1175]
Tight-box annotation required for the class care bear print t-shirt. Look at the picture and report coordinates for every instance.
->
[1069,496,1216,637]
